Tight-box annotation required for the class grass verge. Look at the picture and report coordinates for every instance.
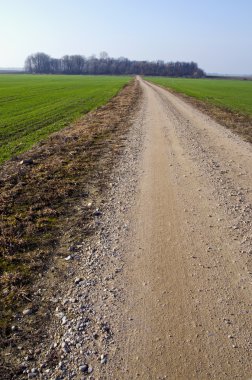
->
[0,78,140,378]
[145,77,252,143]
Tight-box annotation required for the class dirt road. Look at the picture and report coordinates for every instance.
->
[105,78,252,379]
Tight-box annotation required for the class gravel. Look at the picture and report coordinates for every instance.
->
[14,96,144,379]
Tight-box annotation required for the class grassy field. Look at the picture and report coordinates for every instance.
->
[145,77,252,116]
[0,74,131,164]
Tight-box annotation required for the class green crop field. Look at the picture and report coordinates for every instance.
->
[145,77,252,116]
[0,74,131,164]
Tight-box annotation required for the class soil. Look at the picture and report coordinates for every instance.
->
[105,78,252,379]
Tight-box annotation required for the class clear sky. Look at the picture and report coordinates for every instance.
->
[0,0,251,74]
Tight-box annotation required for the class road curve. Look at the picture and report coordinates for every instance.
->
[109,78,252,379]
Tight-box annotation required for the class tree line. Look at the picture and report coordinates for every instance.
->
[24,52,205,77]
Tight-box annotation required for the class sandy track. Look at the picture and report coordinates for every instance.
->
[107,78,252,379]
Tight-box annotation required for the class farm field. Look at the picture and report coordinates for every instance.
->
[0,74,131,164]
[145,77,252,116]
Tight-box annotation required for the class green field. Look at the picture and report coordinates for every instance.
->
[145,77,252,116]
[0,74,131,164]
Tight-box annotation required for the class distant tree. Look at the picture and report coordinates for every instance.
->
[24,52,205,77]
[24,56,32,72]
[50,58,61,73]
[61,55,72,74]
[25,53,51,73]
[69,55,86,74]
[99,51,109,60]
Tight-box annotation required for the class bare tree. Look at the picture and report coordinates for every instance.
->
[99,51,109,60]
[25,53,51,73]
[24,52,205,77]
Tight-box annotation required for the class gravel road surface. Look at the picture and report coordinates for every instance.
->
[106,78,252,379]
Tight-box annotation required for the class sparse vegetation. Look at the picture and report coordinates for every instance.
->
[0,74,131,163]
[0,79,140,346]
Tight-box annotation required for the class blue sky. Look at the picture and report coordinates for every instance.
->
[0,0,251,74]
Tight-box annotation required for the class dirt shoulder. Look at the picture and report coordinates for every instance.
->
[0,79,141,379]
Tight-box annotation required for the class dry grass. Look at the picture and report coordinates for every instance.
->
[161,87,252,144]
[0,78,140,352]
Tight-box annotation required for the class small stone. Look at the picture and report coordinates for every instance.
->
[22,308,33,316]
[24,355,33,361]
[62,316,67,325]
[69,298,77,303]
[88,366,93,374]
[93,209,102,217]
[223,318,232,325]
[100,354,107,364]
[65,255,72,261]
[58,362,63,370]
[74,277,83,285]
[79,364,88,373]
[20,158,34,165]
[61,342,70,353]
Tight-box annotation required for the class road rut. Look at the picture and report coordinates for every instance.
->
[108,78,252,379]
